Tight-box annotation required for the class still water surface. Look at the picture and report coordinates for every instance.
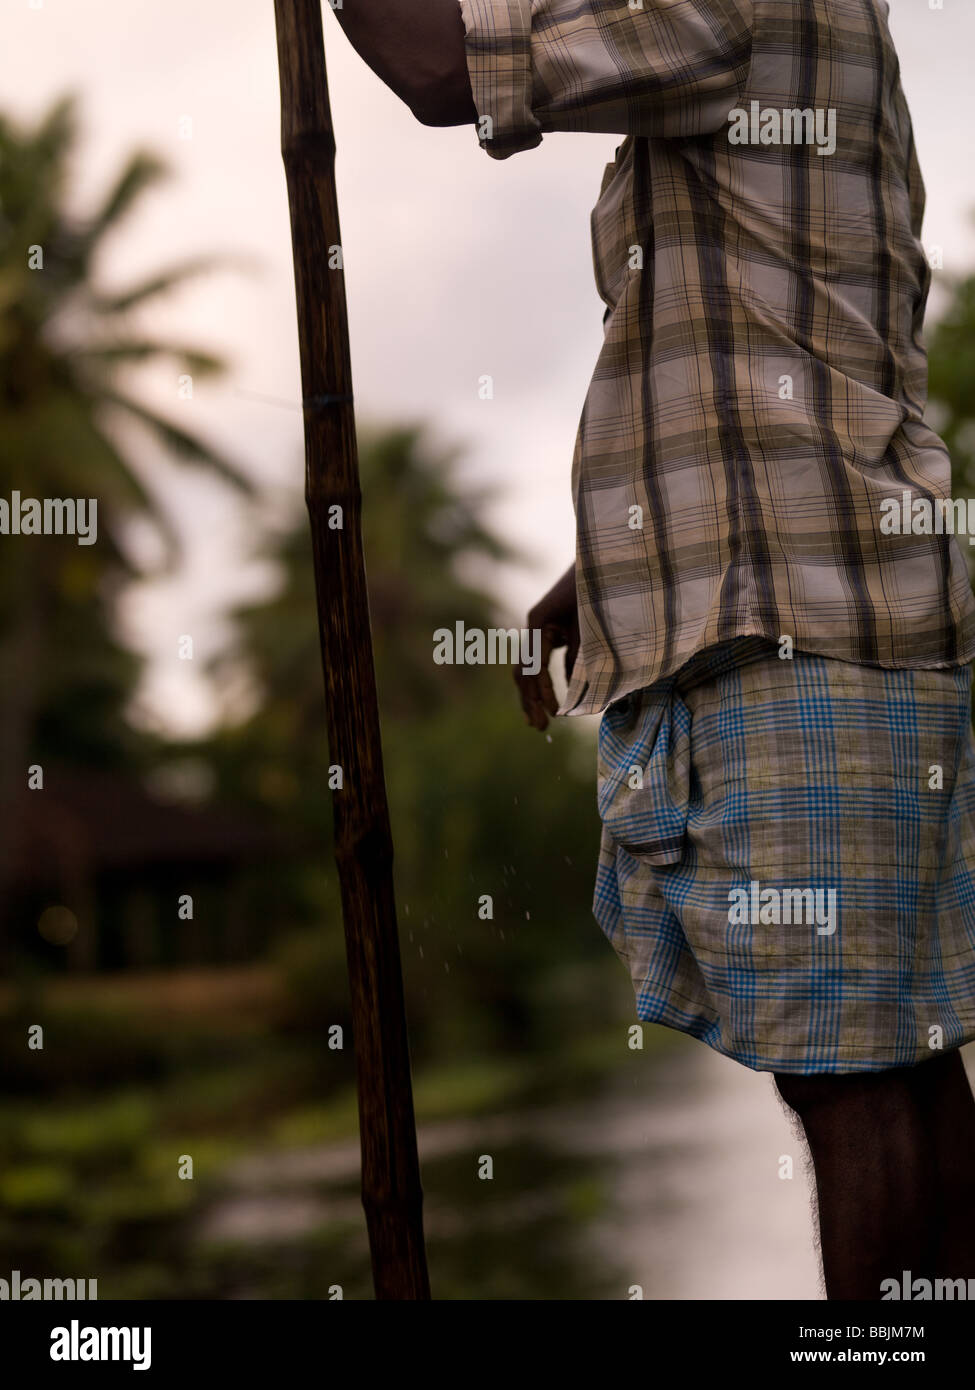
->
[201,1035,826,1299]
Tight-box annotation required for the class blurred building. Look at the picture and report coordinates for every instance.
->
[6,765,291,972]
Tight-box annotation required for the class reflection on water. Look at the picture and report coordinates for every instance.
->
[575,1042,822,1300]
[196,1035,824,1299]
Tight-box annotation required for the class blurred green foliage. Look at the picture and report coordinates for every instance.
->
[200,420,616,1062]
[0,98,633,1296]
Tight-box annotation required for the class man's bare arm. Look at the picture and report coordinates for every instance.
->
[332,0,477,127]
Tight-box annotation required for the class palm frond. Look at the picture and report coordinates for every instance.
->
[89,256,225,314]
[73,341,225,377]
[99,389,257,495]
[31,92,81,167]
[80,150,171,253]
[89,250,261,316]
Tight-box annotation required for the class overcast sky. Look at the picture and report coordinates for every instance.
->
[4,0,974,734]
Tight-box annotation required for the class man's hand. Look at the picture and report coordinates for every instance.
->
[331,0,477,127]
[515,563,580,732]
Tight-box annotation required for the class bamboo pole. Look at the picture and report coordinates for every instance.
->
[273,0,431,1300]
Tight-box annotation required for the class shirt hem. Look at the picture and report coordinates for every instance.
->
[558,626,975,718]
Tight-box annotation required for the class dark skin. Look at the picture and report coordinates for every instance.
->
[514,562,579,730]
[332,0,476,126]
[333,3,975,1302]
[775,1052,975,1299]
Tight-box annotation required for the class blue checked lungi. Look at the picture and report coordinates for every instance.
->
[594,638,975,1074]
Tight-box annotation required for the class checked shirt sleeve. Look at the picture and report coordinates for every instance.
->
[457,0,753,160]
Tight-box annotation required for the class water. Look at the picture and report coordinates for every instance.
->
[572,1042,822,1299]
[197,1035,823,1299]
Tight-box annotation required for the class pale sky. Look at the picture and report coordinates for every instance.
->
[3,0,974,734]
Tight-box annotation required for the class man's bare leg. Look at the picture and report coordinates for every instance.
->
[774,1051,975,1300]
[908,1050,975,1274]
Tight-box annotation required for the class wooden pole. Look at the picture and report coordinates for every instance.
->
[273,0,431,1300]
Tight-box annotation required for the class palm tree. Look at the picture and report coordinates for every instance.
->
[212,422,516,736]
[0,92,254,935]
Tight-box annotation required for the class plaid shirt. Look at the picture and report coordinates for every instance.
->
[458,0,975,716]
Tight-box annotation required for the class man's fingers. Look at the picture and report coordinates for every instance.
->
[566,624,580,683]
[520,676,549,729]
[512,661,544,728]
[514,624,560,729]
[513,619,579,729]
[536,626,561,715]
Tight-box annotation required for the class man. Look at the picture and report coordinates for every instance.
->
[336,0,975,1300]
